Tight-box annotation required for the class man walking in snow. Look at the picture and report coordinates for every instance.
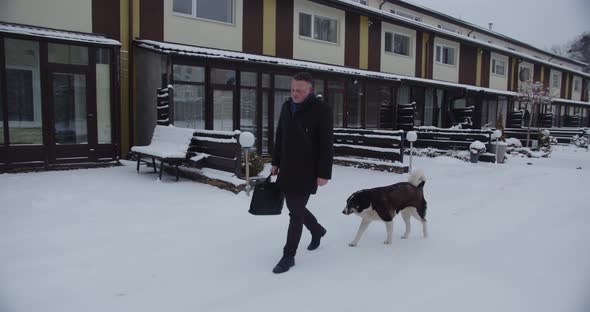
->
[270,72,334,274]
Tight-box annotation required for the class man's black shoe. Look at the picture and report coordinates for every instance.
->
[272,256,295,274]
[307,227,327,251]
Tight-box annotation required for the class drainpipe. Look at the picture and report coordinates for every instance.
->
[467,29,474,38]
[379,1,387,10]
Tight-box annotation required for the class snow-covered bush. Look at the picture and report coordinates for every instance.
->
[572,135,589,149]
[469,140,486,154]
[241,151,264,176]
[506,138,522,148]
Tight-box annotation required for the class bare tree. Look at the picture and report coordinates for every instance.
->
[516,81,553,147]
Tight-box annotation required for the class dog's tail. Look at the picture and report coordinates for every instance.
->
[408,169,426,188]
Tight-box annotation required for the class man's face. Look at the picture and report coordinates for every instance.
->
[291,79,312,103]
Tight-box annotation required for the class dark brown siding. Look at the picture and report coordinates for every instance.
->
[506,57,513,91]
[92,0,120,40]
[345,11,360,68]
[243,0,263,54]
[543,67,551,88]
[276,0,294,59]
[561,72,568,98]
[426,34,434,79]
[480,50,491,88]
[415,30,423,78]
[459,43,477,86]
[568,74,574,100]
[367,20,381,71]
[582,79,588,102]
[533,63,541,83]
[140,0,164,41]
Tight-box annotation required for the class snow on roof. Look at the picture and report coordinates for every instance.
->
[0,22,120,46]
[334,0,590,79]
[551,98,590,106]
[389,0,588,67]
[136,39,518,97]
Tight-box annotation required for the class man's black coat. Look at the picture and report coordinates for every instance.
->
[272,94,333,195]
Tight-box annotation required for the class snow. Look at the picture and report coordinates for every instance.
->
[334,156,405,166]
[1,146,590,312]
[193,129,241,136]
[193,136,237,144]
[334,143,401,154]
[0,22,120,46]
[334,132,402,140]
[130,125,194,158]
[469,140,487,153]
[506,138,523,148]
[189,153,210,162]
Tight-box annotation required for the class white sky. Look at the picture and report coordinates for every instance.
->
[406,0,590,52]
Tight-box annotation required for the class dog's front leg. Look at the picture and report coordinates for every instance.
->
[349,218,371,247]
[401,209,412,239]
[384,221,393,244]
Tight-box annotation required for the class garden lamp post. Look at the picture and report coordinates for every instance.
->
[406,131,417,174]
[239,132,255,196]
[492,129,502,164]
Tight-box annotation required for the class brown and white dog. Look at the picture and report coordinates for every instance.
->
[342,170,428,247]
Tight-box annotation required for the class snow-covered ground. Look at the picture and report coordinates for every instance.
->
[1,145,589,312]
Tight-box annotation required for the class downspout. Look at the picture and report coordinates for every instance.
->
[379,1,387,10]
[467,29,474,38]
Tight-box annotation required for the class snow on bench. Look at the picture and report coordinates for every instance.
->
[131,125,195,180]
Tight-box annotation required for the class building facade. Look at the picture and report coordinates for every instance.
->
[2,0,589,165]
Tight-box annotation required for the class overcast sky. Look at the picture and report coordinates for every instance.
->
[407,0,590,52]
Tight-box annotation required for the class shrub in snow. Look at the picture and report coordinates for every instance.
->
[506,138,522,148]
[241,151,264,177]
[572,135,589,149]
[469,140,486,154]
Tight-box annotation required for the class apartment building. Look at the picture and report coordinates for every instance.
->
[1,0,589,164]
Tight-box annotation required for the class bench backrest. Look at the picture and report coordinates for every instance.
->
[334,128,404,163]
[414,127,492,150]
[150,125,195,156]
[188,129,243,177]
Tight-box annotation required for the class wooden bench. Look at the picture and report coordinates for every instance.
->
[333,128,407,173]
[414,127,492,150]
[131,125,195,180]
[187,129,243,178]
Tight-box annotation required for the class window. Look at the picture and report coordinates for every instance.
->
[384,32,410,56]
[211,68,236,131]
[48,43,88,65]
[172,64,206,129]
[435,45,455,65]
[390,9,422,22]
[348,80,363,128]
[574,79,580,92]
[491,59,506,76]
[299,13,338,43]
[5,38,43,145]
[519,67,531,82]
[173,0,233,24]
[240,72,257,146]
[96,48,112,144]
[552,74,559,88]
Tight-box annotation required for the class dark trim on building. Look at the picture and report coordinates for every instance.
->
[506,57,513,91]
[459,43,477,86]
[276,0,294,59]
[533,63,541,83]
[561,71,567,99]
[480,50,490,88]
[243,0,263,54]
[128,0,135,148]
[543,66,551,89]
[415,30,423,78]
[140,0,164,41]
[568,73,574,100]
[345,11,360,68]
[582,78,588,102]
[0,37,8,145]
[92,0,121,40]
[367,19,381,71]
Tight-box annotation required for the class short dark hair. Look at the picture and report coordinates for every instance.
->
[293,72,313,84]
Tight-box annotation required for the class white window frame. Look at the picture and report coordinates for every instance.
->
[574,79,580,92]
[491,58,506,76]
[552,74,560,88]
[298,12,339,45]
[172,0,235,25]
[384,32,411,57]
[435,44,456,66]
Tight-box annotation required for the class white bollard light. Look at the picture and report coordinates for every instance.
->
[239,132,255,196]
[492,129,502,164]
[406,131,417,174]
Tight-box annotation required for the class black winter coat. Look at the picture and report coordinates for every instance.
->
[272,94,334,195]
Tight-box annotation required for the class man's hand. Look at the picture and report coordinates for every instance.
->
[317,178,329,187]
[271,166,279,176]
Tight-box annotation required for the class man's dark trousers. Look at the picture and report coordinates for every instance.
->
[283,193,323,257]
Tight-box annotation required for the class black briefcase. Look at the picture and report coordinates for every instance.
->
[249,175,284,215]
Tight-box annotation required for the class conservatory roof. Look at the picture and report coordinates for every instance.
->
[0,22,120,46]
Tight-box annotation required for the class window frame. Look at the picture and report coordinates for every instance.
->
[491,58,506,77]
[435,44,456,66]
[552,74,559,88]
[172,0,235,25]
[573,79,580,92]
[384,32,411,57]
[298,12,339,45]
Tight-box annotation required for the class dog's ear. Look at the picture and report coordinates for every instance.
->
[357,191,372,210]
